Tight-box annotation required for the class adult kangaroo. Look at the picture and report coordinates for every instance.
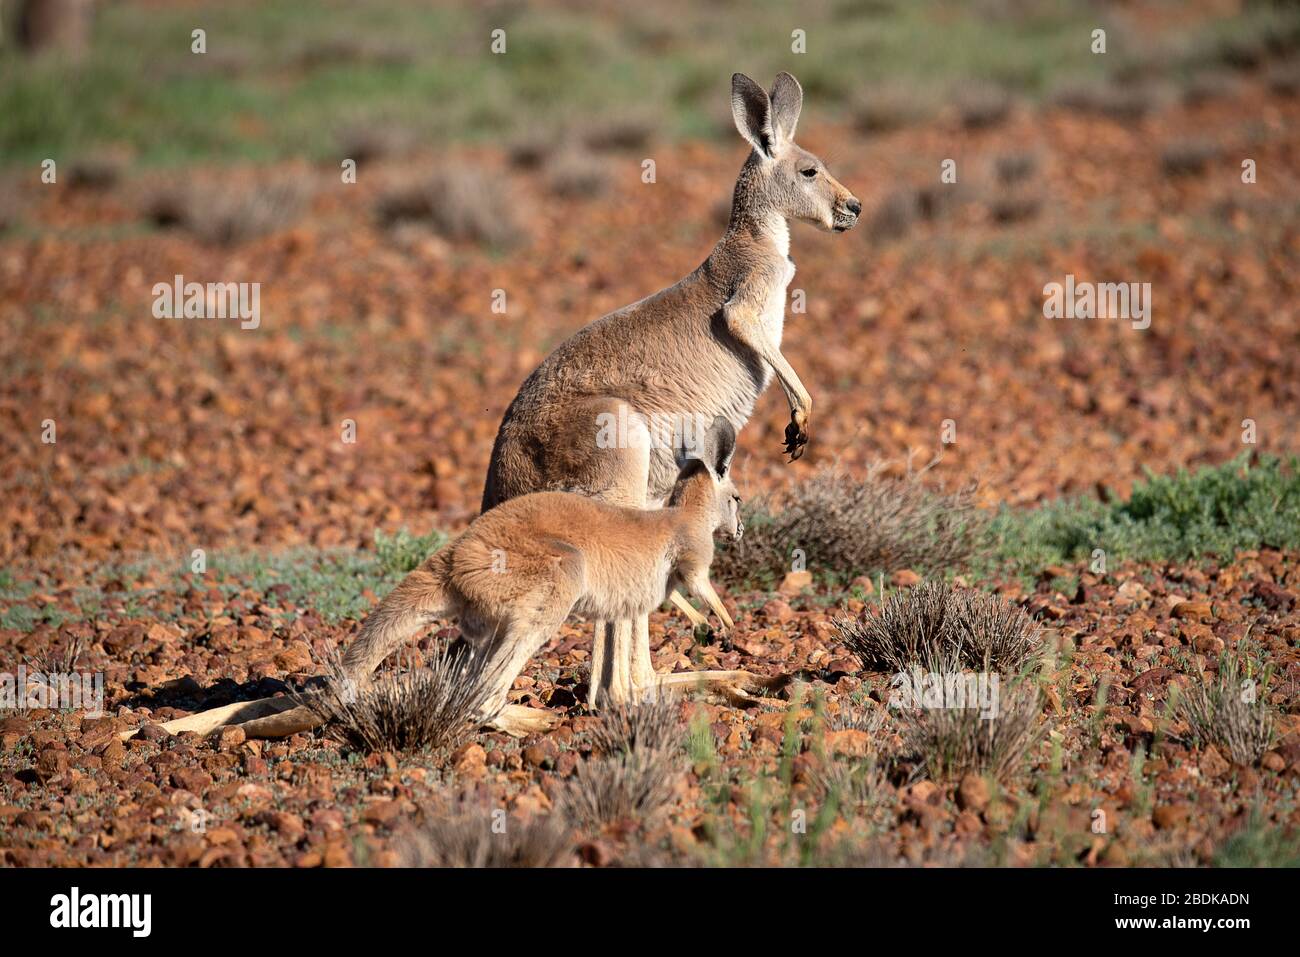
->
[482,71,860,707]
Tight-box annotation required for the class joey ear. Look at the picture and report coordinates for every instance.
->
[731,72,775,158]
[706,415,737,477]
[769,72,803,141]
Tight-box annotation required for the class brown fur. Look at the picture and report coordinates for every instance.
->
[343,426,742,724]
[480,73,859,706]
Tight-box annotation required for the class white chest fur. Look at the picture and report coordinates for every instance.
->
[758,256,795,348]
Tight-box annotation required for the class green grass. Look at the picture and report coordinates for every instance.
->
[1212,809,1300,867]
[1,0,1285,167]
[985,453,1300,582]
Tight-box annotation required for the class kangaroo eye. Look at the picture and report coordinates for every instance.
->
[800,168,817,178]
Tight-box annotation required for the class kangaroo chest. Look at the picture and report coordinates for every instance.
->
[758,256,796,349]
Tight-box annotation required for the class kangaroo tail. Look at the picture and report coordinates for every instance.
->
[342,552,456,680]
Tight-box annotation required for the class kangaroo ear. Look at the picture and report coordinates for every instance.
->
[731,73,775,158]
[706,415,737,477]
[769,72,803,141]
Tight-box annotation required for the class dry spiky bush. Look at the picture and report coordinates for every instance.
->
[900,678,1043,782]
[297,645,491,756]
[402,804,573,868]
[588,699,684,756]
[24,633,84,676]
[1175,656,1274,765]
[376,168,522,247]
[561,749,679,830]
[712,459,986,588]
[1161,138,1222,177]
[1049,81,1154,121]
[145,178,311,246]
[836,581,1043,674]
[957,85,1012,130]
[562,702,684,829]
[545,148,612,199]
[852,85,931,133]
[994,152,1038,186]
[811,756,892,820]
[580,114,656,152]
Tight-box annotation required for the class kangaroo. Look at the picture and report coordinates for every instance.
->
[127,419,772,741]
[482,72,860,707]
[338,416,751,732]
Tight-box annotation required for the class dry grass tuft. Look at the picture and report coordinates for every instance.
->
[562,701,684,829]
[298,645,491,756]
[545,148,613,199]
[957,86,1012,130]
[145,178,311,245]
[811,756,893,820]
[376,168,522,247]
[402,802,573,867]
[712,459,986,588]
[1049,81,1155,121]
[836,580,1043,674]
[1175,656,1274,765]
[900,678,1043,781]
[588,699,684,757]
[1161,139,1222,177]
[852,86,931,133]
[580,114,657,152]
[994,152,1038,186]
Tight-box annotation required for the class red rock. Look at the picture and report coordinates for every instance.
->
[1199,745,1229,779]
[957,773,991,812]
[778,570,812,595]
[1152,804,1192,830]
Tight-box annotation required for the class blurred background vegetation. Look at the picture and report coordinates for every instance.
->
[2,0,1297,166]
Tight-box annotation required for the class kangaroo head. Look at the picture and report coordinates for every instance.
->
[669,416,744,542]
[730,72,861,234]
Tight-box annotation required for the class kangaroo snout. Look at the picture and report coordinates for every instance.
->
[833,195,862,232]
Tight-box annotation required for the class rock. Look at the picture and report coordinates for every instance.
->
[1193,634,1225,655]
[1152,803,1192,830]
[36,748,69,779]
[137,723,169,743]
[99,740,125,771]
[850,576,875,594]
[311,808,345,833]
[1171,600,1213,622]
[214,726,246,751]
[522,740,556,769]
[1199,745,1230,779]
[1261,751,1285,772]
[1100,840,1131,867]
[760,599,794,623]
[362,800,404,827]
[256,810,305,838]
[1117,580,1151,603]
[889,569,921,587]
[274,640,314,673]
[957,773,991,813]
[322,842,351,868]
[909,780,939,804]
[170,767,213,794]
[452,742,487,776]
[824,729,872,758]
[778,570,812,595]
